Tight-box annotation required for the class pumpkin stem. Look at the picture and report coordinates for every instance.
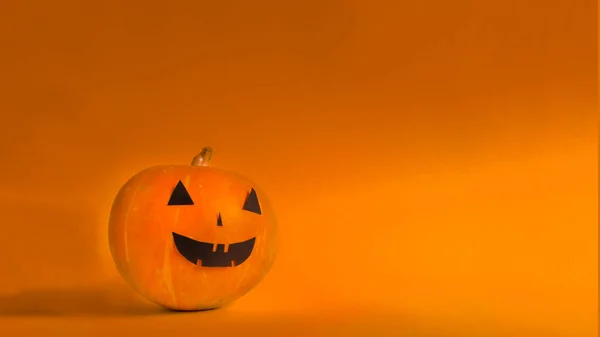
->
[191,147,213,166]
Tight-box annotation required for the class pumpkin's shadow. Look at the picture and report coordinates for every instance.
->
[0,285,180,317]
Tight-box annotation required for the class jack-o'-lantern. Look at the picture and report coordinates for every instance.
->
[108,147,278,311]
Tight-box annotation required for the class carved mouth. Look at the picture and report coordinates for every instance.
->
[172,232,255,267]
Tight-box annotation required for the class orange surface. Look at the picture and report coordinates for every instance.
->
[0,0,597,336]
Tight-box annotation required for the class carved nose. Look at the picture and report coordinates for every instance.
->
[216,212,223,227]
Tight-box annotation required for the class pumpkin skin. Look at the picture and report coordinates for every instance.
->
[108,149,278,311]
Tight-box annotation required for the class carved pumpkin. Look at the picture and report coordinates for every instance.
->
[108,147,278,311]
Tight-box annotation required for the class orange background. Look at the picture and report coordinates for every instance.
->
[0,0,597,336]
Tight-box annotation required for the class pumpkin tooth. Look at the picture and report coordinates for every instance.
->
[212,243,217,252]
[224,243,229,253]
[231,260,235,267]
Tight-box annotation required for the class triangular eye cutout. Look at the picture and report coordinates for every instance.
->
[168,180,194,206]
[242,188,262,215]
